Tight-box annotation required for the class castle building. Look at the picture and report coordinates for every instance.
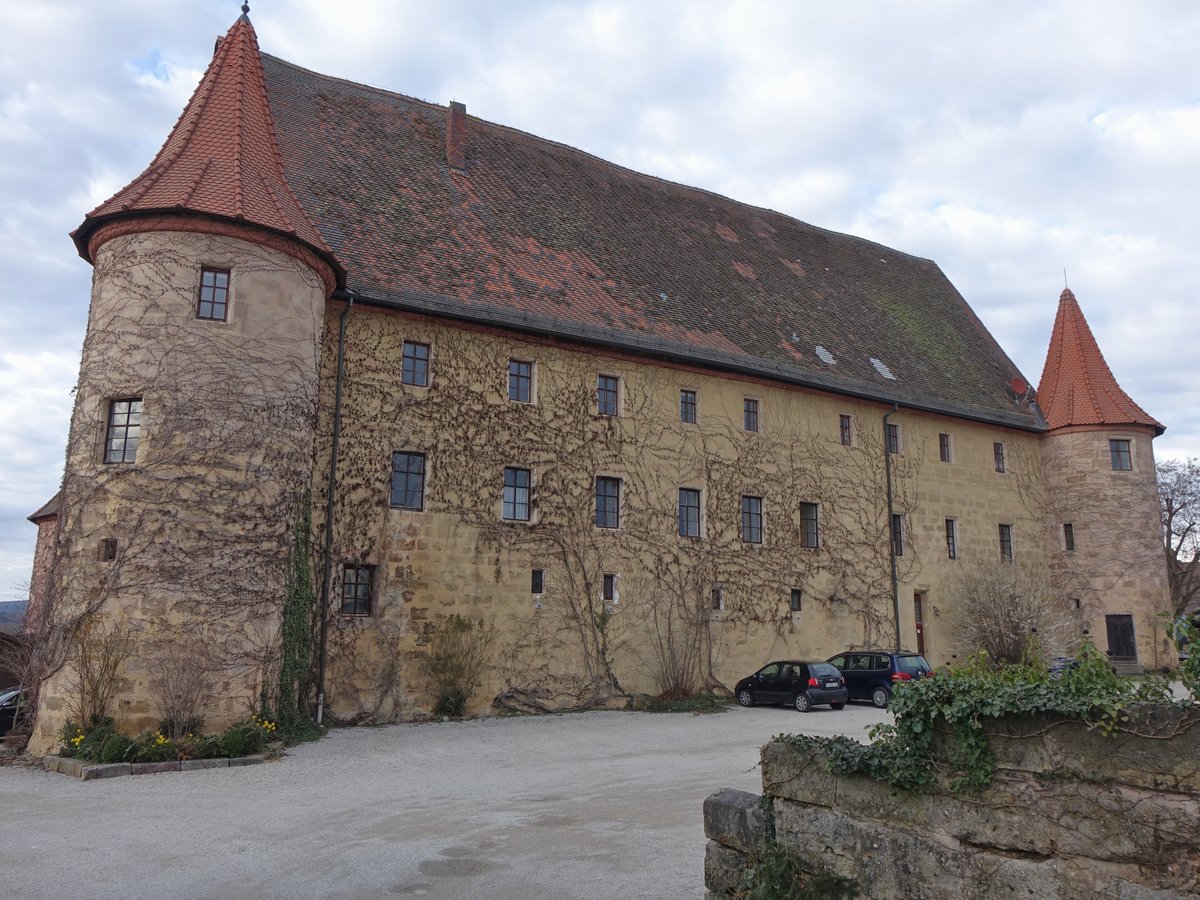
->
[26,11,1171,747]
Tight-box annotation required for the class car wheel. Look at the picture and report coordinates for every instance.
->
[830,702,845,710]
[793,692,812,713]
[871,686,892,709]
[737,689,754,707]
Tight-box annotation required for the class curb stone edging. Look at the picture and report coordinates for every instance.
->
[42,753,275,780]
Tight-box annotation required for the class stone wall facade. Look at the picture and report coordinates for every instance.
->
[704,709,1200,898]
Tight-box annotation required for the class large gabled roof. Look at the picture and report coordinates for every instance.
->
[1036,288,1162,434]
[260,54,1042,430]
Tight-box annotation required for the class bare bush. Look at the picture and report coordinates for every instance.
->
[63,621,133,728]
[950,561,1072,665]
[148,647,214,739]
[422,615,497,716]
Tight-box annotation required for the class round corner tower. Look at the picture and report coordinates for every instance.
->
[1036,288,1171,671]
[30,12,341,751]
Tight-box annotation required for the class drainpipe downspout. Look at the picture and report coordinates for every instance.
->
[316,291,355,726]
[883,403,901,652]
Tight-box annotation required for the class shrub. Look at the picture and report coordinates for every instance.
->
[733,844,859,900]
[148,646,213,741]
[433,688,468,717]
[98,733,133,764]
[220,726,246,759]
[128,730,178,763]
[423,615,496,717]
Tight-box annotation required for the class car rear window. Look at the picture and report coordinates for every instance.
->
[809,663,839,678]
[896,655,930,672]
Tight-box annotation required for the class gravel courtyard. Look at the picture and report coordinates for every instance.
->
[1,704,888,899]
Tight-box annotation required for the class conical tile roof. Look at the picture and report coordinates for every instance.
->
[1036,288,1163,434]
[72,12,336,275]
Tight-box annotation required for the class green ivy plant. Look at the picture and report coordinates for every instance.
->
[781,641,1185,794]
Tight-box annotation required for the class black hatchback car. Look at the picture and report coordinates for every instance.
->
[735,660,848,712]
[826,650,932,708]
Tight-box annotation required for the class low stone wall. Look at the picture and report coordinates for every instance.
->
[704,707,1200,899]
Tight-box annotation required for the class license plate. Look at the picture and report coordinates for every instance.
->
[824,681,838,688]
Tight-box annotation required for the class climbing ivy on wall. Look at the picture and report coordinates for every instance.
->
[276,491,315,735]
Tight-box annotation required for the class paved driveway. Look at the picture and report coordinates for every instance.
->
[1,704,889,899]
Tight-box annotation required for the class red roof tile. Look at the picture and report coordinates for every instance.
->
[72,14,335,274]
[1036,288,1162,433]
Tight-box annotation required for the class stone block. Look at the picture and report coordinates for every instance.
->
[132,761,180,776]
[57,757,85,778]
[703,788,771,854]
[228,753,267,767]
[41,754,61,773]
[81,762,131,781]
[703,840,749,897]
[759,740,837,806]
[180,757,229,771]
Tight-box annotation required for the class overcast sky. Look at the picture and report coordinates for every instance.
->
[1,0,1197,601]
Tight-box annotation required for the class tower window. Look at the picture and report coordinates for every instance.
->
[839,414,853,446]
[994,442,1006,473]
[678,488,701,538]
[891,513,905,557]
[503,467,531,521]
[680,389,697,424]
[743,398,759,432]
[789,588,803,612]
[401,341,430,386]
[799,502,819,549]
[999,524,1014,562]
[886,423,901,455]
[1063,523,1075,552]
[597,375,620,416]
[595,477,621,528]
[531,568,545,594]
[197,267,230,321]
[104,397,143,464]
[741,495,763,544]
[939,433,952,463]
[508,359,533,403]
[711,587,724,611]
[390,452,426,510]
[1109,439,1132,471]
[602,573,618,603]
[945,519,957,560]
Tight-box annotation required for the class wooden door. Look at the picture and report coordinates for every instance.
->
[1105,614,1137,662]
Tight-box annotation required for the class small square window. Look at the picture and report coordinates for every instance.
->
[678,488,701,538]
[994,442,1006,473]
[886,422,900,455]
[680,389,697,424]
[1110,439,1132,471]
[402,341,430,387]
[711,587,724,611]
[789,588,803,612]
[390,452,426,510]
[197,267,230,321]
[97,538,117,562]
[503,467,531,521]
[597,375,620,416]
[104,397,143,464]
[891,513,905,557]
[602,573,618,604]
[508,359,533,403]
[939,433,952,463]
[1063,523,1075,552]
[999,523,1014,563]
[596,476,621,528]
[945,519,957,560]
[799,502,819,549]
[340,564,374,616]
[741,495,763,544]
[743,398,759,432]
[531,568,545,594]
[839,414,853,446]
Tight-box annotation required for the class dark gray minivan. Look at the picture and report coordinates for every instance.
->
[826,650,932,708]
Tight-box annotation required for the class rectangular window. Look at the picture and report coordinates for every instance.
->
[597,375,620,416]
[799,502,819,549]
[939,433,952,463]
[994,441,1006,473]
[789,588,803,612]
[945,519,957,560]
[390,452,426,510]
[531,568,545,594]
[595,476,621,528]
[508,359,532,403]
[104,397,143,463]
[1110,439,1132,471]
[401,341,430,386]
[97,538,117,562]
[891,513,905,557]
[839,414,853,446]
[340,564,374,616]
[741,495,763,544]
[711,587,724,611]
[999,523,1014,562]
[886,422,900,455]
[1063,523,1075,552]
[197,266,230,320]
[602,573,618,604]
[503,467,531,521]
[680,389,697,424]
[678,488,701,538]
[743,398,759,432]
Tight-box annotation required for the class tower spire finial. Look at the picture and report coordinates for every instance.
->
[240,2,250,20]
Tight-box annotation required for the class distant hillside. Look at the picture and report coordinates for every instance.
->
[0,601,27,633]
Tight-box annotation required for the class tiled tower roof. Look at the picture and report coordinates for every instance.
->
[71,11,337,280]
[1036,288,1163,434]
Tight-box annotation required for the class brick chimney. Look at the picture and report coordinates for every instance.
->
[446,101,467,170]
